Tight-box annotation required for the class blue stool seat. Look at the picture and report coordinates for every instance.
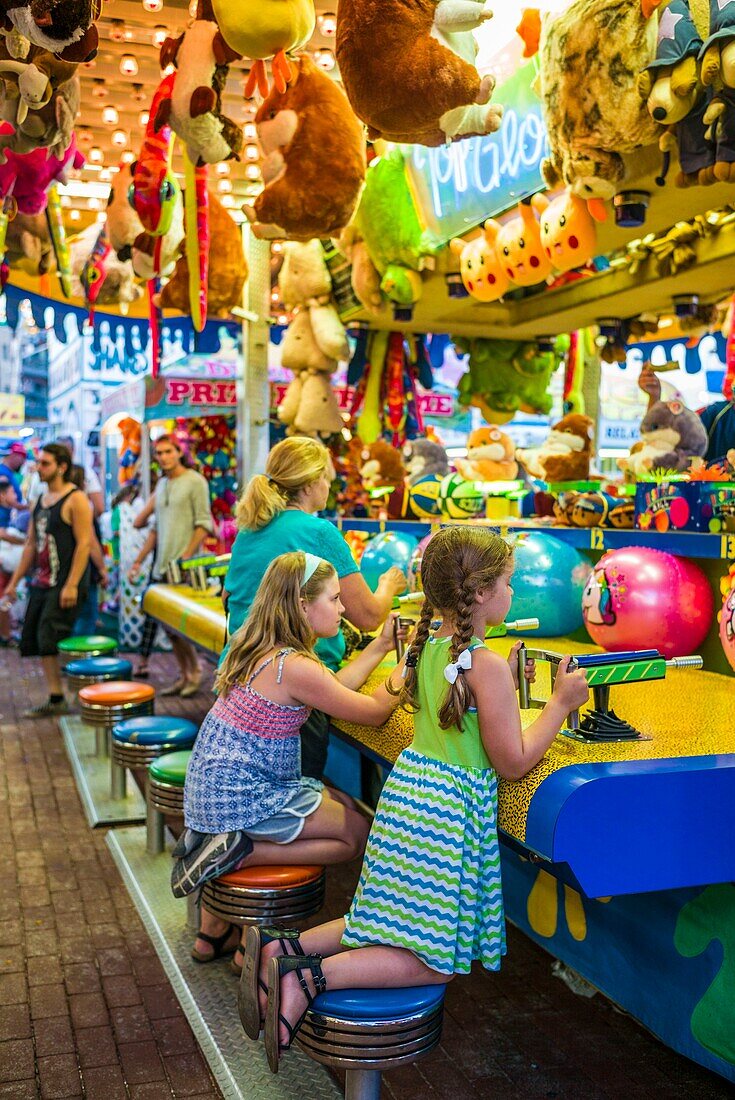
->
[66,657,133,678]
[112,716,198,746]
[311,986,445,1022]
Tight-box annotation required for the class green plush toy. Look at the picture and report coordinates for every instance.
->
[455,337,560,424]
[354,147,439,310]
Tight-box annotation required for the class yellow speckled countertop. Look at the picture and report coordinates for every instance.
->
[332,637,735,843]
[143,584,226,656]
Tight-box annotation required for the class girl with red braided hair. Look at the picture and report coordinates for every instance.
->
[241,525,591,1072]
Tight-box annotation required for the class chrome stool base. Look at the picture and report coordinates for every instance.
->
[80,700,154,759]
[201,871,326,928]
[146,777,185,855]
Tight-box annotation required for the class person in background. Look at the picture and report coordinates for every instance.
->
[68,465,108,636]
[0,441,27,518]
[224,437,406,781]
[3,444,91,717]
[56,434,104,517]
[0,477,28,645]
[128,434,213,695]
[638,365,735,462]
[239,527,590,1071]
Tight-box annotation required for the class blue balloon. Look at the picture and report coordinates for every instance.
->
[360,531,418,594]
[508,532,589,636]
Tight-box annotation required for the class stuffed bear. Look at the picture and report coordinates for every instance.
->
[638,0,715,187]
[279,239,349,361]
[490,196,553,287]
[0,72,78,160]
[539,189,606,274]
[536,0,663,199]
[160,190,248,318]
[278,370,345,439]
[0,132,82,214]
[404,437,449,485]
[516,413,595,482]
[155,0,243,167]
[354,147,439,310]
[0,41,77,130]
[455,425,518,481]
[245,55,366,242]
[2,0,99,63]
[336,0,503,146]
[448,223,510,302]
[280,309,335,374]
[4,209,51,273]
[617,398,708,477]
[107,160,143,261]
[455,337,557,424]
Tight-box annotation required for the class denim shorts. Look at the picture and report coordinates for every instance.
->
[246,780,323,844]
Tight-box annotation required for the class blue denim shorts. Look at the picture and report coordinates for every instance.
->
[245,780,323,844]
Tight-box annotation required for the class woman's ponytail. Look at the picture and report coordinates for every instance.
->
[235,436,330,531]
[236,474,287,531]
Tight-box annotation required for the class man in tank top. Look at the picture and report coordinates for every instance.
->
[4,443,92,717]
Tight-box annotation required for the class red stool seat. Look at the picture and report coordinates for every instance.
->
[219,865,324,889]
[79,681,155,706]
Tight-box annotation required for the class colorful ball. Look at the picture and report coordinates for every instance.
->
[508,532,590,636]
[438,473,486,520]
[721,584,735,673]
[408,474,443,519]
[582,547,714,659]
[360,531,418,594]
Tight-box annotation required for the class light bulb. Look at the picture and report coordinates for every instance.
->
[313,48,336,71]
[271,289,279,302]
[119,53,138,76]
[112,129,128,148]
[100,168,112,182]
[60,194,71,207]
[244,143,259,162]
[120,150,135,165]
[102,104,118,125]
[88,197,102,210]
[216,161,230,176]
[110,18,125,41]
[217,178,232,193]
[161,63,175,76]
[139,109,149,126]
[77,128,93,150]
[152,24,167,47]
[143,0,163,10]
[221,195,235,208]
[96,211,107,223]
[88,146,104,164]
[69,209,81,222]
[243,122,257,141]
[188,0,198,14]
[271,241,283,254]
[245,163,261,181]
[317,11,337,36]
[91,79,106,99]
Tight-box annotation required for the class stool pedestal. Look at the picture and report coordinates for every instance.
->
[78,681,155,761]
[146,751,190,855]
[202,864,326,927]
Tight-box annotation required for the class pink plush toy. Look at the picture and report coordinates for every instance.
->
[0,131,83,215]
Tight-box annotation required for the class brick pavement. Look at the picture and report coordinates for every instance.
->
[1,645,733,1099]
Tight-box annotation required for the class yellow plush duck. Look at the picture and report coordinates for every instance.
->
[212,0,316,95]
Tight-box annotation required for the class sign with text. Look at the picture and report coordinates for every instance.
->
[404,61,549,243]
[0,392,24,425]
[271,383,454,419]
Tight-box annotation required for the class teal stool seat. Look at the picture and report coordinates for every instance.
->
[297,986,445,1098]
[110,719,197,801]
[58,635,117,664]
[146,750,191,855]
[65,657,132,695]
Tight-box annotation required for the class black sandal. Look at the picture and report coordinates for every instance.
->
[190,922,239,963]
[238,926,304,1039]
[265,953,326,1074]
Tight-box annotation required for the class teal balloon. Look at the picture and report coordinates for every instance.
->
[508,532,589,636]
[360,531,418,594]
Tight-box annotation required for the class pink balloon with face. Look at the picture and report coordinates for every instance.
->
[582,547,714,659]
[720,585,735,673]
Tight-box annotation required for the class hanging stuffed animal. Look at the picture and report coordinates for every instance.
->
[0,73,78,160]
[448,222,510,302]
[336,224,384,315]
[455,336,559,423]
[278,239,349,360]
[71,222,142,312]
[489,196,553,288]
[44,181,71,296]
[700,0,735,191]
[539,189,606,274]
[2,0,100,63]
[336,0,503,146]
[211,0,315,97]
[245,55,365,242]
[155,0,243,167]
[0,133,82,215]
[536,0,663,199]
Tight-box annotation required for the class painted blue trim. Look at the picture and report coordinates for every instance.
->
[525,755,735,897]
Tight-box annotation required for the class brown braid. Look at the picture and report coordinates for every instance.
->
[387,598,435,713]
[438,573,477,731]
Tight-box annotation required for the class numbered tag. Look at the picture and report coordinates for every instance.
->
[721,534,735,560]
[589,528,605,550]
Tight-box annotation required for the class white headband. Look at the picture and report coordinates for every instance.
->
[302,553,324,587]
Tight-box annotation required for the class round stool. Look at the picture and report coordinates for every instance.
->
[111,717,198,801]
[297,986,445,1100]
[147,750,191,855]
[58,634,117,666]
[201,864,326,926]
[78,681,155,758]
[65,656,133,695]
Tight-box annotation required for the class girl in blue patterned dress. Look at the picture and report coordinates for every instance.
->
[246,526,590,1071]
[182,550,408,969]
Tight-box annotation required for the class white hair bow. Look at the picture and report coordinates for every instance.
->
[444,648,473,685]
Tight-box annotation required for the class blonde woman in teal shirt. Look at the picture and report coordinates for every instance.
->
[223,437,405,782]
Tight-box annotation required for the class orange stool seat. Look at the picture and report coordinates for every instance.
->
[201,863,326,928]
[218,865,324,889]
[79,681,155,707]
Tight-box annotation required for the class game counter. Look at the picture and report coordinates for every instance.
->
[142,581,735,1083]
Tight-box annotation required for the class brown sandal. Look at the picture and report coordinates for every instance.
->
[238,926,303,1039]
[265,953,326,1074]
[190,923,239,963]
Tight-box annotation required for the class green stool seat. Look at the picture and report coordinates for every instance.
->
[58,635,117,665]
[146,750,191,855]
